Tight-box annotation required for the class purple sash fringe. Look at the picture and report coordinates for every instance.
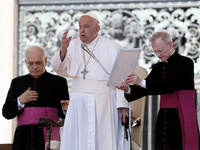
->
[161,90,199,150]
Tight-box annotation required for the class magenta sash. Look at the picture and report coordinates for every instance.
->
[161,90,199,150]
[17,107,60,143]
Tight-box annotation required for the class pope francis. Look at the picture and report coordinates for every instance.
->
[51,12,129,150]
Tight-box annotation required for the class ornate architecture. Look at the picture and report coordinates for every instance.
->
[18,1,200,76]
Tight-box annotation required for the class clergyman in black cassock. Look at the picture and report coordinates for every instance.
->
[117,31,199,150]
[2,46,69,150]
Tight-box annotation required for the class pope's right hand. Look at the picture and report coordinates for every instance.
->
[60,31,72,61]
[19,87,38,104]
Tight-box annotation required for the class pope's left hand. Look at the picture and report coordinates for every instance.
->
[119,108,129,124]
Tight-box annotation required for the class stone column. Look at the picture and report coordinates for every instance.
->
[0,0,18,144]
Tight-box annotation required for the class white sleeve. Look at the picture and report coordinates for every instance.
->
[116,88,129,108]
[51,50,70,77]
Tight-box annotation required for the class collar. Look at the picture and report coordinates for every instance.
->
[87,35,99,46]
[29,70,47,80]
[165,50,175,63]
[167,51,179,63]
[171,49,175,56]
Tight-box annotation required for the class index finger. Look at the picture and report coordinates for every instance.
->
[29,90,38,95]
[62,31,69,39]
[127,73,135,77]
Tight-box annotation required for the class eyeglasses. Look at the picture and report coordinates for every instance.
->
[152,41,171,55]
[26,61,44,67]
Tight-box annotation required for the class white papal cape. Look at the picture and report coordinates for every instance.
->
[51,35,129,150]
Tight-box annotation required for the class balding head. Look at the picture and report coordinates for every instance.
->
[25,45,47,78]
[25,45,47,59]
[149,31,172,45]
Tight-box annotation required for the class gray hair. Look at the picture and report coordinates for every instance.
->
[24,45,47,58]
[149,31,172,45]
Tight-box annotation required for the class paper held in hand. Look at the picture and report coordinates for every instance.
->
[107,48,142,87]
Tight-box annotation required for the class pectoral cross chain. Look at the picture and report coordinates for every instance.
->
[81,68,89,79]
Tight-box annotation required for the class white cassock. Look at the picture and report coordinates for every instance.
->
[51,35,129,150]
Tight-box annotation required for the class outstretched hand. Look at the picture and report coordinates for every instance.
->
[116,82,129,92]
[117,73,142,92]
[61,100,70,112]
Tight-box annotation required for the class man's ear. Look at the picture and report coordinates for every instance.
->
[25,59,28,66]
[96,25,100,33]
[45,57,47,66]
[169,41,173,49]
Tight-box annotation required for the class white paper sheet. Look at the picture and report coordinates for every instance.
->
[107,48,142,87]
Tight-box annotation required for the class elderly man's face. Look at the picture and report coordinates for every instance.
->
[79,16,100,44]
[151,38,173,62]
[25,48,47,78]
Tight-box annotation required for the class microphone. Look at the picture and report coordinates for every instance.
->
[81,43,96,58]
[81,43,110,75]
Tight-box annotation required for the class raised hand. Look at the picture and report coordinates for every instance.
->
[60,31,72,61]
[19,87,38,104]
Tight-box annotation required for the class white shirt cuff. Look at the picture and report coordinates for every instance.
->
[62,108,66,115]
[17,97,25,110]
[125,86,131,94]
[141,80,146,88]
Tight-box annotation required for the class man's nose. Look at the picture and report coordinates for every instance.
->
[32,63,38,68]
[80,27,85,33]
[156,53,161,57]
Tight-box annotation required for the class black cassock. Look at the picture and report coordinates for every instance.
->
[2,71,69,150]
[125,52,199,150]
